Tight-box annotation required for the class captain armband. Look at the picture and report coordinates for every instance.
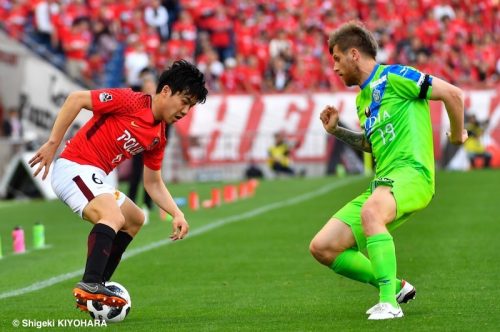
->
[418,74,431,99]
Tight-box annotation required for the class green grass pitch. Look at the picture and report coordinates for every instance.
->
[0,170,499,331]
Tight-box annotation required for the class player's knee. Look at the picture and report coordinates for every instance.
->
[136,209,146,227]
[361,204,377,222]
[361,206,378,231]
[127,210,146,235]
[113,214,127,229]
[309,238,337,266]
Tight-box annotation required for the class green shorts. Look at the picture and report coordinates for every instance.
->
[334,167,434,250]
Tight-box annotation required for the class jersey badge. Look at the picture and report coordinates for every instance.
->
[147,137,160,150]
[99,92,113,103]
[372,89,381,103]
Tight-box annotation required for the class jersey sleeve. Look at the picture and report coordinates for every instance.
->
[387,65,433,100]
[90,88,136,115]
[143,139,166,171]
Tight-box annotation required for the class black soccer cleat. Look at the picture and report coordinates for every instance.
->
[396,280,416,304]
[76,298,88,312]
[73,281,128,308]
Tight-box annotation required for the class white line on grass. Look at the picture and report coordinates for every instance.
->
[0,200,32,209]
[0,176,363,300]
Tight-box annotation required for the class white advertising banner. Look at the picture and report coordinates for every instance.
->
[19,58,90,142]
[176,90,500,165]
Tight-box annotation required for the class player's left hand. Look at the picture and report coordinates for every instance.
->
[170,215,189,241]
[446,129,468,145]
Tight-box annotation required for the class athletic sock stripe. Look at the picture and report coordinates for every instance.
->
[73,176,95,202]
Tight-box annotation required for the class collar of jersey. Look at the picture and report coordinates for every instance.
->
[359,63,380,90]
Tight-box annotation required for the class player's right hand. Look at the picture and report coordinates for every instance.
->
[446,129,468,145]
[29,141,58,180]
[170,215,189,241]
[320,105,340,135]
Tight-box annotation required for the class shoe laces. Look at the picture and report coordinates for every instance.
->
[371,303,395,314]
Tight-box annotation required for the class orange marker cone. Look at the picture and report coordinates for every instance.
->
[231,185,239,201]
[238,182,248,199]
[211,188,221,207]
[188,191,200,211]
[248,179,259,195]
[223,185,232,203]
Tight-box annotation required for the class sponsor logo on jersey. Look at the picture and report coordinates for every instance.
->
[369,75,387,89]
[131,121,140,128]
[116,129,145,155]
[364,107,371,117]
[372,89,381,103]
[99,92,113,102]
[112,153,123,164]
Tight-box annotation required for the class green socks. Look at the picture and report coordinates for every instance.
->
[331,248,378,287]
[366,233,398,306]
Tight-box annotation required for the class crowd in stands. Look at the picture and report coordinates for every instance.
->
[1,0,499,92]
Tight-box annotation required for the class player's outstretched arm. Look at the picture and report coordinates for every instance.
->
[320,105,372,152]
[430,77,468,145]
[143,166,188,241]
[29,91,92,179]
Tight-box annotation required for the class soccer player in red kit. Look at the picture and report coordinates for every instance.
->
[29,60,208,310]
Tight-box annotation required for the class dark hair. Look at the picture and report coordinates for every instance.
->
[156,60,208,104]
[328,21,378,59]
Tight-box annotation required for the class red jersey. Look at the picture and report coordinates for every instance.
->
[60,88,166,174]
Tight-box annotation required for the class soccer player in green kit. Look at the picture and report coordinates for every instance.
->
[309,21,468,320]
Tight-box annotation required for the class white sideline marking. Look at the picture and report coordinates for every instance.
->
[0,200,31,209]
[0,177,362,300]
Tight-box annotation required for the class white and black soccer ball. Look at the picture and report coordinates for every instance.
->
[87,281,131,323]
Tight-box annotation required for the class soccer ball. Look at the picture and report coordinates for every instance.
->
[87,281,131,323]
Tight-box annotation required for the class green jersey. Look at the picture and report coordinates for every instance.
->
[356,64,435,188]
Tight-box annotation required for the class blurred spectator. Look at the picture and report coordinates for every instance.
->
[204,6,234,62]
[219,57,239,93]
[141,25,162,54]
[62,17,91,82]
[269,30,292,59]
[144,0,169,40]
[163,0,181,34]
[240,55,263,94]
[268,131,296,177]
[197,48,224,92]
[433,1,455,21]
[2,107,22,137]
[124,36,151,90]
[265,56,292,92]
[5,0,28,40]
[244,159,264,179]
[464,114,491,169]
[33,0,59,50]
[91,19,118,60]
[171,10,197,54]
[2,108,24,153]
